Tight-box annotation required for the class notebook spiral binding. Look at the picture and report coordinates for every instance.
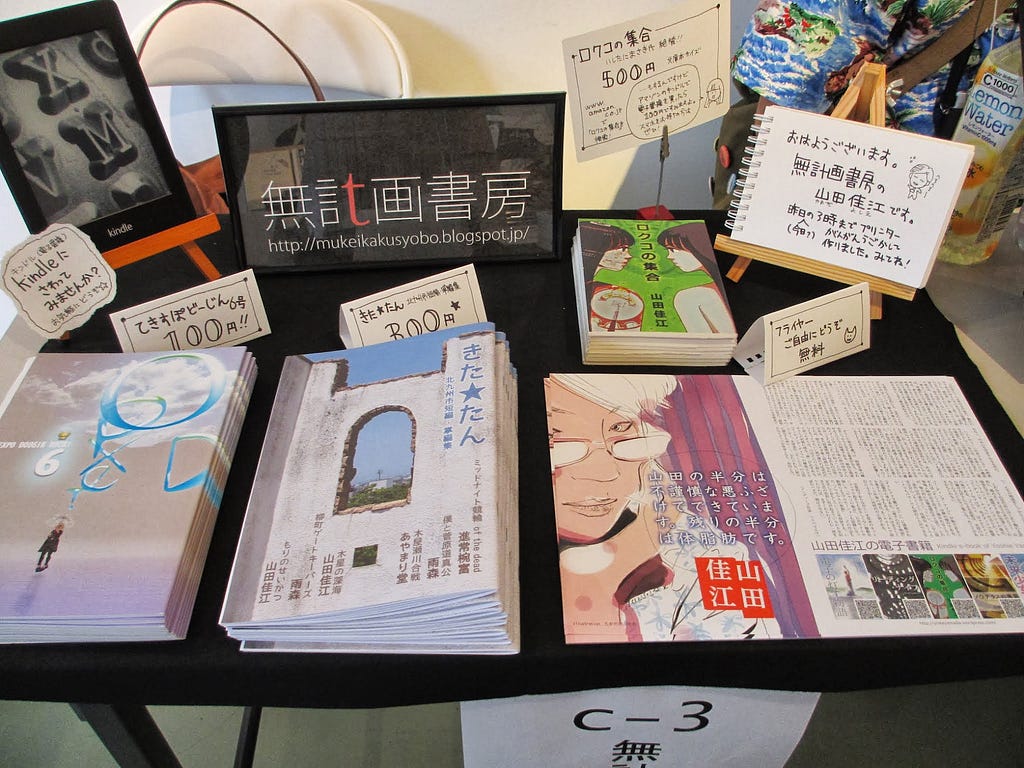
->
[725,112,773,234]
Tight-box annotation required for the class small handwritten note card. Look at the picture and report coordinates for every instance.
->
[734,282,871,385]
[562,0,730,161]
[2,224,116,338]
[729,106,973,288]
[109,269,270,352]
[339,264,486,348]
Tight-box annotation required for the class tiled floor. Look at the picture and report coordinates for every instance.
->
[2,676,1023,767]
[0,700,464,767]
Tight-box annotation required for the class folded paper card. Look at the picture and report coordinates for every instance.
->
[109,269,270,353]
[734,282,871,385]
[338,264,486,348]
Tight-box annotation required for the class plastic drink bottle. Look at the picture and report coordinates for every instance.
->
[938,40,1024,265]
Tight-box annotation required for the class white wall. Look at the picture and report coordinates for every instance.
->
[352,0,759,211]
[0,0,761,350]
[0,0,758,238]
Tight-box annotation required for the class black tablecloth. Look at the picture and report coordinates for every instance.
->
[2,211,1021,707]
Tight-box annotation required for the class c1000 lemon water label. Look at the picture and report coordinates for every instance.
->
[939,40,1024,265]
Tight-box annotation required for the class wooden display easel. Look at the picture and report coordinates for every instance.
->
[715,63,902,319]
[101,213,222,281]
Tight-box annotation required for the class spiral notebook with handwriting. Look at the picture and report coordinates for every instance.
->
[727,106,972,289]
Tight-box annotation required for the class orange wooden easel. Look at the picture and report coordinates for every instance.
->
[101,213,222,281]
[715,63,905,319]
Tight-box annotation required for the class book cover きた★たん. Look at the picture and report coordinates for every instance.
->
[220,323,519,654]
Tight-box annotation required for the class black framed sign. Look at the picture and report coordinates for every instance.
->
[213,92,565,272]
[0,0,195,252]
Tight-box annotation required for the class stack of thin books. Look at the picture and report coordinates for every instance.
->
[0,348,256,642]
[220,323,520,654]
[572,218,738,366]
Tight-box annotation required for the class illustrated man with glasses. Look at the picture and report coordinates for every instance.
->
[545,373,782,643]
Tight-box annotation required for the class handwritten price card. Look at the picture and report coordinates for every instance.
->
[109,269,270,352]
[562,0,730,161]
[339,264,486,348]
[2,224,116,338]
[734,282,871,385]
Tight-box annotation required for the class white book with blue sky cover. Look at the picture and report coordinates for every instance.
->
[220,323,519,654]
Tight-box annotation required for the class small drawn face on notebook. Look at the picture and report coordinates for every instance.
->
[546,379,669,546]
[598,248,632,271]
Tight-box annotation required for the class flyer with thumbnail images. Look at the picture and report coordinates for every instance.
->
[545,373,1024,643]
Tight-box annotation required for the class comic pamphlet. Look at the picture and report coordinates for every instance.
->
[0,348,256,642]
[545,373,1024,643]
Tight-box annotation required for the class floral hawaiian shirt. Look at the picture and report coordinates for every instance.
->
[732,0,1020,135]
